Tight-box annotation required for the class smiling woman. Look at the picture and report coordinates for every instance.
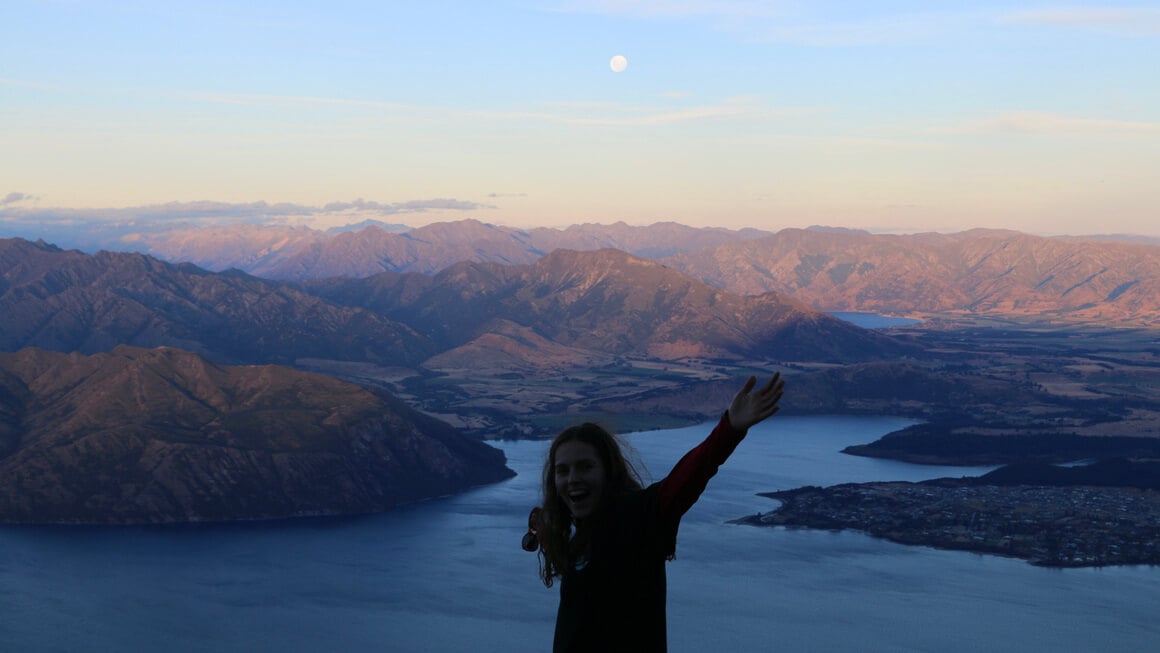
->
[554,438,614,520]
[531,374,785,653]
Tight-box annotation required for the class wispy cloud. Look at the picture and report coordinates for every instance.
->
[966,111,1160,139]
[321,198,494,213]
[552,1,785,19]
[189,89,804,127]
[756,11,989,46]
[0,78,63,91]
[184,91,421,114]
[1004,8,1160,35]
[1,192,38,206]
[554,2,1160,45]
[481,94,816,126]
[0,199,494,227]
[514,103,759,126]
[553,2,991,45]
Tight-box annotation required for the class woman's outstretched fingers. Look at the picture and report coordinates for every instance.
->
[740,375,757,395]
[757,373,783,419]
[729,373,785,431]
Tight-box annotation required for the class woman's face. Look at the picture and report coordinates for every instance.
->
[553,440,607,521]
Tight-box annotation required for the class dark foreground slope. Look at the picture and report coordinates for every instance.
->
[0,346,513,524]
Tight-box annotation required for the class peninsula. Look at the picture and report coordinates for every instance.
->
[737,464,1160,568]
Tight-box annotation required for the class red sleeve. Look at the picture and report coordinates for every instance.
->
[655,411,747,525]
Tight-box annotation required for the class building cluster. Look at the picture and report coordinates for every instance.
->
[755,482,1160,567]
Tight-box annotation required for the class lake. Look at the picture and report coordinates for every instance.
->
[829,312,922,329]
[2,416,1157,652]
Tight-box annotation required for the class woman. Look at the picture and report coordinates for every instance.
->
[527,374,785,652]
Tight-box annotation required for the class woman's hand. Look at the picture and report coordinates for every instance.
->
[727,373,784,431]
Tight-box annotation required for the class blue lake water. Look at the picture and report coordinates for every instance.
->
[2,416,1158,652]
[830,312,922,328]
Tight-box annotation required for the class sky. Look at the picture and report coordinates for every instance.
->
[2,0,1158,236]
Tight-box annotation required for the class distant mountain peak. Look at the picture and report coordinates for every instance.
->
[805,225,872,235]
[326,220,410,234]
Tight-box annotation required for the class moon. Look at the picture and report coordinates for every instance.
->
[609,55,628,73]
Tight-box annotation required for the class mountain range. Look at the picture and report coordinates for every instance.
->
[312,247,915,364]
[0,235,902,521]
[118,219,770,278]
[664,228,1160,324]
[0,238,432,366]
[35,219,1156,324]
[2,238,897,366]
[2,215,1156,522]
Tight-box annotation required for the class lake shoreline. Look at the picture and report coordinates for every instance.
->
[737,480,1160,568]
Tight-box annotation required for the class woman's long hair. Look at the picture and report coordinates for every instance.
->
[537,423,645,587]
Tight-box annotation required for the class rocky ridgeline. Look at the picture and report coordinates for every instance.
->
[306,247,913,364]
[664,228,1160,325]
[1,238,908,367]
[47,220,1155,325]
[0,238,433,366]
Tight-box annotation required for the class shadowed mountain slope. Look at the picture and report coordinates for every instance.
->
[305,248,914,363]
[422,319,616,373]
[0,238,433,365]
[0,346,513,524]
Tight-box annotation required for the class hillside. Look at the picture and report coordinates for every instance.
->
[0,346,514,524]
[0,238,433,365]
[305,248,913,364]
[664,228,1160,324]
[124,223,327,273]
[37,219,766,279]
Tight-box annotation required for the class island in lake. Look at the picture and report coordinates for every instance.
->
[736,460,1160,568]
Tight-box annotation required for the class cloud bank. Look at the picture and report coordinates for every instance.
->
[1,192,38,206]
[0,198,493,227]
[1005,8,1160,35]
[0,198,496,252]
[971,112,1160,139]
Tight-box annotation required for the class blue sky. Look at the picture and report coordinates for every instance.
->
[2,1,1158,235]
